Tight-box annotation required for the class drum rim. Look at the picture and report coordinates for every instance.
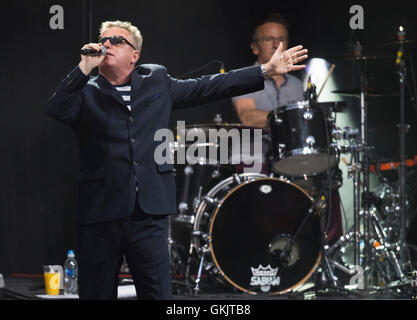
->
[207,177,321,295]
[280,147,336,157]
[277,100,310,112]
[273,150,337,177]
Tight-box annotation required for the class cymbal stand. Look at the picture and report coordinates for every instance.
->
[352,42,372,287]
[396,26,412,274]
[337,128,364,269]
[329,138,404,289]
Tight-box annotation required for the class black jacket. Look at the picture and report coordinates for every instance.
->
[46,64,264,225]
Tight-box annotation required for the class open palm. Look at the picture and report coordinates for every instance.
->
[267,43,308,75]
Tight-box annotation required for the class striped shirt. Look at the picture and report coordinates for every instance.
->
[115,84,132,111]
[115,83,138,191]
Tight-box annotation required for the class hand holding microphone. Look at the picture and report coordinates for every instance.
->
[78,43,107,75]
[80,46,106,56]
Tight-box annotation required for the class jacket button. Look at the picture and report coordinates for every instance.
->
[129,116,134,122]
[130,138,136,143]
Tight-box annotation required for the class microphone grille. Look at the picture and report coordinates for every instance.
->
[100,46,107,55]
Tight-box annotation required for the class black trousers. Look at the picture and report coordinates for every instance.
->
[76,199,172,300]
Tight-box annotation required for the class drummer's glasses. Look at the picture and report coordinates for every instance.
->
[99,36,137,50]
[256,36,288,45]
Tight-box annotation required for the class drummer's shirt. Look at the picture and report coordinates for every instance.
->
[231,61,304,111]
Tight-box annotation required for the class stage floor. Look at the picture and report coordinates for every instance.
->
[0,274,413,300]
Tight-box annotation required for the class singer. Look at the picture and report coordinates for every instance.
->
[46,20,308,300]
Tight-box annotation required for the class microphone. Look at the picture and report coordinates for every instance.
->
[80,46,107,56]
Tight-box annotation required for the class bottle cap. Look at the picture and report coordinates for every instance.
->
[67,250,75,258]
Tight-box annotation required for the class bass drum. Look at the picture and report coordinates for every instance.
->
[193,173,322,295]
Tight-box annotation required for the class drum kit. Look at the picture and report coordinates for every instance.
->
[168,29,417,297]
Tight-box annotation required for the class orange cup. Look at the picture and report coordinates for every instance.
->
[43,265,63,295]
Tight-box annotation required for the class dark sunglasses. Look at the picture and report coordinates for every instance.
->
[99,36,137,50]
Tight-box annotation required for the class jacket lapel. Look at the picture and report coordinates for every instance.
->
[95,73,129,108]
[130,69,147,117]
[130,69,144,104]
[92,69,146,114]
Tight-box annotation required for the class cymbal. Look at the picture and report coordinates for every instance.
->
[317,101,348,112]
[184,122,265,130]
[332,88,399,97]
[322,55,393,61]
[376,39,417,47]
[178,122,270,134]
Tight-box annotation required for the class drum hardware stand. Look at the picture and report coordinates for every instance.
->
[331,43,377,289]
[181,174,253,295]
[395,26,413,275]
[269,162,361,297]
[183,196,219,295]
[328,134,410,291]
[354,43,373,288]
[284,179,363,298]
[177,165,193,216]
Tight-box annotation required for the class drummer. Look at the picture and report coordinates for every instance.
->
[232,13,304,128]
[231,13,343,246]
[230,13,304,171]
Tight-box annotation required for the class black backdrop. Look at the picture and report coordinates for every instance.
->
[1,0,416,274]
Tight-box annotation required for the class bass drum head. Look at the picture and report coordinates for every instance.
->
[209,178,321,294]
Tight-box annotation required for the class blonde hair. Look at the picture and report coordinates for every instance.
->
[99,20,143,51]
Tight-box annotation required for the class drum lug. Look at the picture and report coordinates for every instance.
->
[199,243,211,254]
[315,197,327,214]
[203,196,219,206]
[192,231,210,243]
[232,173,242,185]
[305,136,316,147]
[331,127,343,140]
[211,169,221,179]
[274,117,283,125]
[204,262,216,273]
[192,230,203,237]
[303,109,314,120]
[174,214,195,224]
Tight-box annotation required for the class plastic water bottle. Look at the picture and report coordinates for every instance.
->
[63,250,78,295]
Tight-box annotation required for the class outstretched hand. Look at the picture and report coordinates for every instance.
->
[264,43,308,77]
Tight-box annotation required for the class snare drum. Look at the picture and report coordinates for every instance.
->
[268,101,337,177]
